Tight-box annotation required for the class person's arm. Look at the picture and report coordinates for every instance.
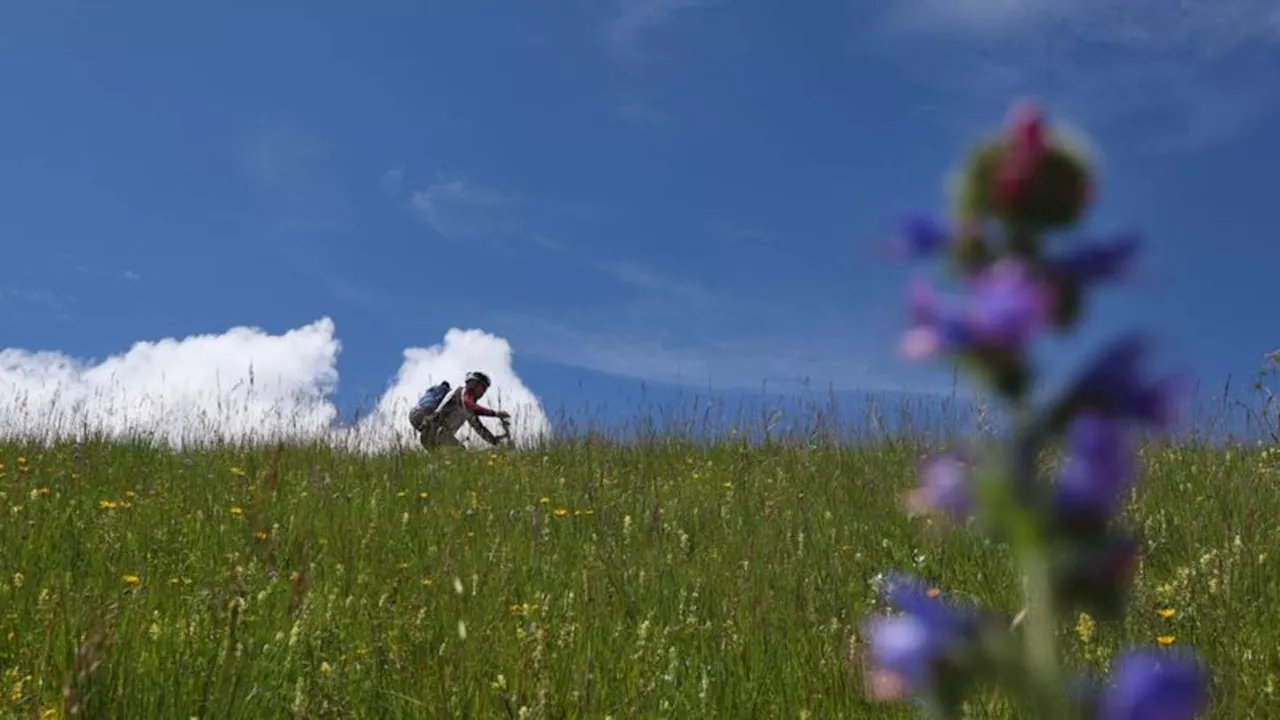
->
[463,389,507,418]
[466,413,501,445]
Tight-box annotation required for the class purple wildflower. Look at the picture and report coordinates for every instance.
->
[880,573,976,627]
[863,614,937,698]
[862,573,977,701]
[1098,648,1208,720]
[906,276,939,327]
[1073,334,1189,428]
[964,258,1052,352]
[900,261,1050,360]
[1054,412,1138,520]
[895,213,951,259]
[906,452,972,521]
[901,278,975,360]
[1046,234,1141,286]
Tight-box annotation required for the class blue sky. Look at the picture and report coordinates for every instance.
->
[2,0,1279,439]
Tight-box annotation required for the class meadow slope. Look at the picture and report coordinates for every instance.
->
[2,437,1278,718]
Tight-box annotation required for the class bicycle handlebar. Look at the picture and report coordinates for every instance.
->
[494,416,513,444]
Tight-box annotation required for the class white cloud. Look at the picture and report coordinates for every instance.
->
[871,0,1280,151]
[359,328,550,449]
[0,318,551,451]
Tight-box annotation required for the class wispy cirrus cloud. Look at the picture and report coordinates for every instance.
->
[406,177,592,256]
[241,128,352,232]
[66,259,144,284]
[1,287,75,322]
[381,166,405,194]
[599,0,723,124]
[604,0,719,62]
[869,0,1280,152]
[409,180,512,241]
[594,259,717,305]
[239,127,399,318]
[496,312,955,395]
[398,174,946,395]
[406,177,715,306]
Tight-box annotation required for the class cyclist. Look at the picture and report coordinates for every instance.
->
[416,371,510,449]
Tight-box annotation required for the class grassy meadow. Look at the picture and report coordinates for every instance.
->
[2,400,1280,718]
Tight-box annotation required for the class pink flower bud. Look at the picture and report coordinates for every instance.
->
[993,100,1049,211]
[1008,100,1047,157]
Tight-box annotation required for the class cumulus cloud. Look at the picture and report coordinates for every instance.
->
[357,328,551,449]
[0,318,551,451]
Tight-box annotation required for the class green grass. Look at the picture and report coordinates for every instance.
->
[2,434,1278,718]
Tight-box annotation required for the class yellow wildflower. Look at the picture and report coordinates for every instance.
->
[10,673,30,702]
[253,531,268,542]
[230,506,244,516]
[1156,635,1175,645]
[122,575,141,587]
[1157,608,1176,619]
[553,508,569,518]
[1076,613,1096,643]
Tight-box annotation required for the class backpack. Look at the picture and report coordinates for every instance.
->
[409,381,451,431]
[417,381,451,413]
